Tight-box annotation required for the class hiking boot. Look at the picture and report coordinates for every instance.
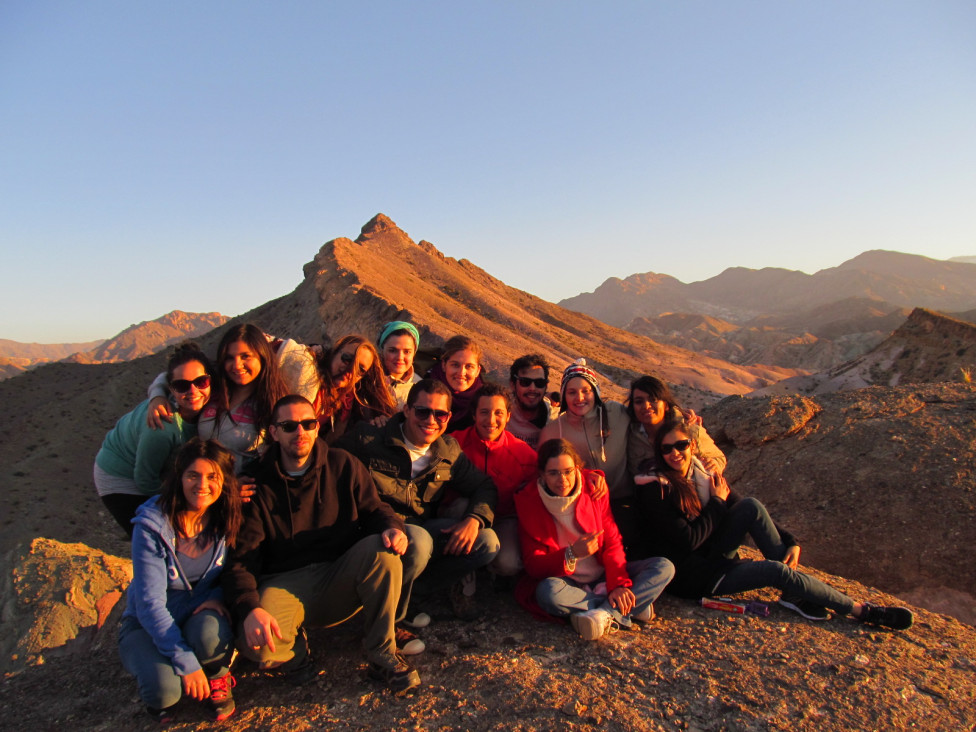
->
[207,672,236,721]
[779,597,830,621]
[395,625,426,655]
[367,654,421,694]
[858,603,914,630]
[570,608,614,640]
[631,603,656,623]
[449,576,478,620]
[145,705,176,724]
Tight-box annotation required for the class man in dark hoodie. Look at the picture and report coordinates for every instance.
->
[222,395,420,693]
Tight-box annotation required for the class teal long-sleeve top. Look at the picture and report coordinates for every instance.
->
[95,399,198,496]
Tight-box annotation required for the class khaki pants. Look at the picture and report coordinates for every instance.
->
[237,535,401,669]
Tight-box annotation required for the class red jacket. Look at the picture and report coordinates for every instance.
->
[453,426,537,518]
[513,468,631,619]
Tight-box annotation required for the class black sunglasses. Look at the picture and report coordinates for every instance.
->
[411,406,451,423]
[660,439,692,455]
[170,375,211,393]
[515,376,547,389]
[274,419,319,433]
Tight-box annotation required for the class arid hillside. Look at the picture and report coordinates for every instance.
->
[561,250,976,327]
[64,310,228,365]
[753,308,976,396]
[702,382,976,626]
[243,213,795,401]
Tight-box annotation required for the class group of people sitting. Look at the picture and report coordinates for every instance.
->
[93,320,914,723]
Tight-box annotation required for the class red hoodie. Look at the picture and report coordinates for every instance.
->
[452,426,537,518]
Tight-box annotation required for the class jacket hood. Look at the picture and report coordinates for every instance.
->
[131,495,175,542]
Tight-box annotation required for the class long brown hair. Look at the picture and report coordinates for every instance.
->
[317,334,396,419]
[158,438,243,548]
[213,323,287,434]
[654,417,702,519]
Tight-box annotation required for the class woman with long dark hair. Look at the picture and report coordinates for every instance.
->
[632,417,913,631]
[118,439,244,723]
[198,324,287,472]
[315,334,397,441]
[94,342,214,534]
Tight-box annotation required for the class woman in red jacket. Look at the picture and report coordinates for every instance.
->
[514,439,674,640]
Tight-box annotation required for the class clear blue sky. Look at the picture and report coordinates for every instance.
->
[2,2,974,342]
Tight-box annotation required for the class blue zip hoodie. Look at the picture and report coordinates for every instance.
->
[121,496,227,676]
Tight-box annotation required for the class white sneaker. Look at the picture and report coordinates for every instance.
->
[570,608,614,640]
[632,603,655,623]
[403,612,431,629]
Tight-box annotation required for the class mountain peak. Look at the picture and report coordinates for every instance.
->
[357,213,405,242]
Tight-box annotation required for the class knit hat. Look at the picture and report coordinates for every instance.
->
[560,358,601,400]
[378,321,420,350]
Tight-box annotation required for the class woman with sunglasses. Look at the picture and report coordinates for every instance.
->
[119,438,243,723]
[626,374,726,479]
[631,416,914,630]
[95,342,215,534]
[314,334,397,442]
[425,335,485,433]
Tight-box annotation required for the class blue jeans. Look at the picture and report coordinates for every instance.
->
[400,520,499,620]
[118,610,233,710]
[708,497,789,561]
[535,557,675,627]
[708,497,855,614]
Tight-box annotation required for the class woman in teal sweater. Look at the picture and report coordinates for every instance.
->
[94,343,214,534]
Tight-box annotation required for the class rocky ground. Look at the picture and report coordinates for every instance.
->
[2,543,974,732]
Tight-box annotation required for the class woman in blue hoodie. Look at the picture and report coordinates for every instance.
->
[118,438,243,723]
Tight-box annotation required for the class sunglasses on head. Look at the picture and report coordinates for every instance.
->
[274,419,319,433]
[170,375,211,393]
[411,406,451,423]
[516,376,547,389]
[660,439,692,455]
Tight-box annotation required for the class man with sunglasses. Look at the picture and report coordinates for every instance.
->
[338,379,499,626]
[506,354,558,449]
[222,395,420,694]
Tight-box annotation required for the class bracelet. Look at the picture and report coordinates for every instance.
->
[565,545,577,570]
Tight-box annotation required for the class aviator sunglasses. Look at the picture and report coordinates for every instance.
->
[169,375,211,393]
[411,406,451,423]
[660,439,692,455]
[516,376,547,389]
[274,419,319,433]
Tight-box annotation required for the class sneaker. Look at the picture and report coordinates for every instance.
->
[449,579,478,620]
[146,706,176,724]
[402,612,431,629]
[632,603,656,623]
[570,608,614,640]
[367,654,421,694]
[395,625,426,655]
[207,672,236,721]
[779,597,830,621]
[858,602,914,630]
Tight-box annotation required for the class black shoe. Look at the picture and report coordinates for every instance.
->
[858,603,914,630]
[779,597,830,621]
[207,672,236,721]
[367,654,421,694]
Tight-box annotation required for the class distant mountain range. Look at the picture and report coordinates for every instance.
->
[559,251,976,373]
[0,311,228,380]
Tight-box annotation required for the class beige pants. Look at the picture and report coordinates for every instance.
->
[237,535,402,669]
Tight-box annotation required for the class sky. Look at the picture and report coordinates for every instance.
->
[2,2,975,343]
